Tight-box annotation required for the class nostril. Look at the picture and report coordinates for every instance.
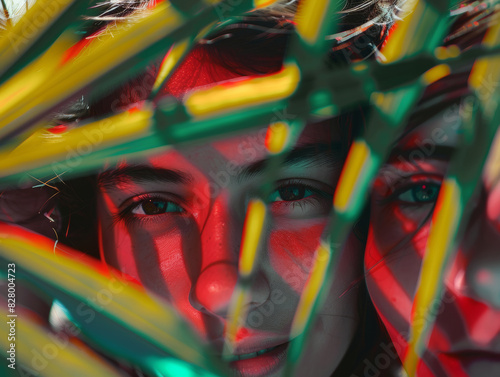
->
[194,262,239,315]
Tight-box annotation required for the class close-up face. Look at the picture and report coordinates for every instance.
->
[365,102,500,376]
[6,1,500,377]
[96,53,363,377]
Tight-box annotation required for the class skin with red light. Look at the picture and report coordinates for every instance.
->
[96,52,363,377]
[365,106,500,376]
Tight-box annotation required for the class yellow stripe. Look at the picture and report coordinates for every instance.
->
[0,307,123,377]
[239,199,267,277]
[0,234,204,364]
[371,91,403,115]
[404,179,460,375]
[0,2,182,136]
[469,22,500,95]
[381,0,422,63]
[0,0,74,73]
[334,140,370,212]
[421,64,450,85]
[434,45,460,60]
[0,108,153,177]
[266,121,289,154]
[185,63,300,117]
[0,32,74,118]
[290,242,330,337]
[225,287,246,349]
[352,63,368,72]
[254,0,280,8]
[295,0,330,45]
[469,59,490,92]
[153,39,190,92]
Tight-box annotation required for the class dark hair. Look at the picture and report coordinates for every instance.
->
[52,2,402,376]
[56,8,378,254]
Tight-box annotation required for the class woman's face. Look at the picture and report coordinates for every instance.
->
[366,104,500,376]
[96,54,363,377]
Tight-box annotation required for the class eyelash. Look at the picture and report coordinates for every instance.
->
[270,179,333,207]
[115,193,186,225]
[378,174,443,206]
[114,179,333,225]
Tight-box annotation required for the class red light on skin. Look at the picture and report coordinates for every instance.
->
[409,224,430,260]
[194,262,238,315]
[454,294,500,345]
[428,312,489,376]
[268,223,325,294]
[427,322,453,357]
[235,327,251,342]
[432,352,470,377]
[394,205,419,234]
[47,125,68,134]
[365,227,413,321]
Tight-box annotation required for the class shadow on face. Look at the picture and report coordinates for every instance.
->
[365,99,500,377]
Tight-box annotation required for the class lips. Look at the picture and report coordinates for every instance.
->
[227,342,290,377]
[224,344,283,362]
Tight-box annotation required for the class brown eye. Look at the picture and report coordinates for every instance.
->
[132,199,184,215]
[278,186,307,201]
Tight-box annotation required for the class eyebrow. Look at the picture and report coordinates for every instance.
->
[98,143,343,189]
[98,165,192,189]
[239,143,344,181]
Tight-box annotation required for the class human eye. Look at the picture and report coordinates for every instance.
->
[379,172,443,208]
[396,182,441,204]
[116,193,185,223]
[267,179,333,218]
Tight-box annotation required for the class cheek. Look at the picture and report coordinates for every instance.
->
[268,221,326,294]
[370,203,431,259]
[364,220,432,353]
[101,219,210,332]
[101,215,200,299]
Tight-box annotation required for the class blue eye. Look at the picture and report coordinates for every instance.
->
[131,199,184,215]
[268,185,314,202]
[397,183,440,203]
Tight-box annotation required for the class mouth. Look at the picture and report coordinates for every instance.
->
[225,344,285,362]
[224,342,290,377]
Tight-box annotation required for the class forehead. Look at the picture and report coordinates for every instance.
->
[146,120,343,168]
[138,42,344,172]
[395,104,462,151]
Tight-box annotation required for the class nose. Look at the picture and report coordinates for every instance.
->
[447,186,500,307]
[190,193,270,317]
